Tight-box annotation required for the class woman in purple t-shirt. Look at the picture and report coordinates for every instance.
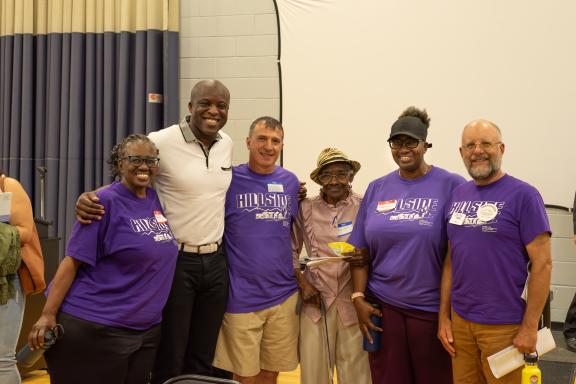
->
[347,107,465,384]
[27,134,178,384]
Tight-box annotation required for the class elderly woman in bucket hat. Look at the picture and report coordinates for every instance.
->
[293,148,371,384]
[347,107,466,384]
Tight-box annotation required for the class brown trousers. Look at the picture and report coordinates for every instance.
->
[451,310,522,384]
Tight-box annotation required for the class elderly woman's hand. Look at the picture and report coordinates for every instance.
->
[297,276,321,308]
[343,247,370,267]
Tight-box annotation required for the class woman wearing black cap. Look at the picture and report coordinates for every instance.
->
[346,107,465,383]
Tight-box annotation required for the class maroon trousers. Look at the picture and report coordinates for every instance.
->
[369,300,453,384]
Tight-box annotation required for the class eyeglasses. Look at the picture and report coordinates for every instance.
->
[121,156,160,167]
[388,138,422,149]
[462,141,502,153]
[318,172,351,184]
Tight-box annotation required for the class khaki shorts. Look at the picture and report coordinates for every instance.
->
[213,292,299,377]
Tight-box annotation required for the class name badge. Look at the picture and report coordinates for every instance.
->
[154,210,167,224]
[337,221,353,237]
[477,203,498,222]
[377,200,396,213]
[267,183,284,193]
[449,212,466,225]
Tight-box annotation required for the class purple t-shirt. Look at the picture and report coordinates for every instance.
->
[57,182,178,330]
[224,164,299,313]
[349,167,465,312]
[447,174,550,324]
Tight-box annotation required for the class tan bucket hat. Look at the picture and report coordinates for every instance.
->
[310,148,361,185]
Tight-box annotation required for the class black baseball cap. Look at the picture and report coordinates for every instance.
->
[388,116,428,141]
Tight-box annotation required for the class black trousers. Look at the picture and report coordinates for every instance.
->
[152,245,229,384]
[45,312,161,384]
[564,293,576,338]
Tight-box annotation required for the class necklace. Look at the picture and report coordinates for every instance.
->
[399,165,431,179]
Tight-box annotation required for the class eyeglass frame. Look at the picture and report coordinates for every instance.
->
[317,171,353,184]
[461,141,502,153]
[387,137,424,150]
[120,156,161,167]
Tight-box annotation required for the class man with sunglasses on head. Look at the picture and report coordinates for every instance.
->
[438,119,552,383]
[76,79,233,383]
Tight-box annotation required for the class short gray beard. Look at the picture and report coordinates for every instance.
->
[467,159,500,181]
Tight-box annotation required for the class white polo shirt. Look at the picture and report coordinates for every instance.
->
[149,117,233,245]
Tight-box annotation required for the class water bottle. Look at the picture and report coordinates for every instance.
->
[362,303,382,352]
[521,353,541,384]
[16,326,62,368]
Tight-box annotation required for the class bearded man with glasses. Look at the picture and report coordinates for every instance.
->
[438,119,551,384]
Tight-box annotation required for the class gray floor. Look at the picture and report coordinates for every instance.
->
[539,327,576,383]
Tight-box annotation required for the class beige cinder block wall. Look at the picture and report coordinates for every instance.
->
[179,0,280,165]
[548,209,576,323]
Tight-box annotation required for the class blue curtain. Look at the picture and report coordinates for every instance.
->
[0,3,179,252]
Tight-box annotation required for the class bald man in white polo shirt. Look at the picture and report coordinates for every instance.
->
[76,80,234,383]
